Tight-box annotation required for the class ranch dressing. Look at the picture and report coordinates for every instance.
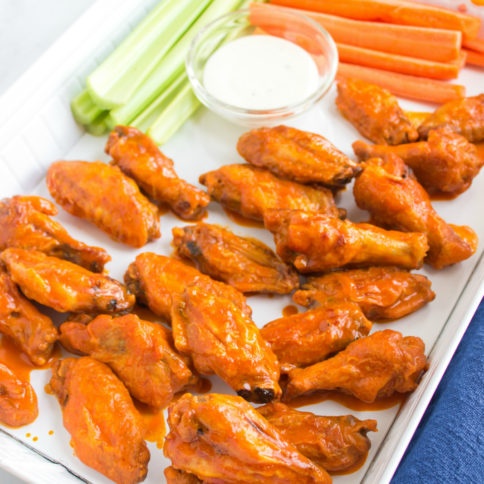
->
[203,35,319,110]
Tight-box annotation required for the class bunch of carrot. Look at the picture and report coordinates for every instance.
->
[250,0,483,103]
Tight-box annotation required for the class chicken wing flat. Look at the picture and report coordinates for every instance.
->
[417,93,484,142]
[164,392,331,483]
[260,302,372,372]
[0,268,58,366]
[336,78,419,145]
[47,160,160,247]
[353,155,478,268]
[258,402,377,473]
[237,125,361,189]
[1,248,135,314]
[59,313,199,409]
[353,127,484,196]
[124,252,248,323]
[49,357,150,484]
[199,163,344,222]
[0,195,110,272]
[106,125,210,220]
[171,278,281,403]
[284,329,428,403]
[293,266,435,322]
[264,209,429,273]
[0,362,38,427]
[172,223,299,294]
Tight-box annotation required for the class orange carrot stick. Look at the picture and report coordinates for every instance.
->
[336,62,466,104]
[250,2,463,63]
[336,42,463,79]
[463,37,484,53]
[268,0,481,40]
[464,48,484,67]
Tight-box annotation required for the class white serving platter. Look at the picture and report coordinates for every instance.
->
[0,1,483,483]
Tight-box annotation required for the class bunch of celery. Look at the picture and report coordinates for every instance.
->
[71,0,251,144]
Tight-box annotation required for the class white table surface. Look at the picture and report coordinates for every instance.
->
[0,2,95,481]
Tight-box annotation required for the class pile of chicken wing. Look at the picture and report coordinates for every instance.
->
[0,78,482,484]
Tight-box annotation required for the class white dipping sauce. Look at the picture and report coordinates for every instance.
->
[203,35,319,110]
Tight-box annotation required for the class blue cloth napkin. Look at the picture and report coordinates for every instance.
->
[391,298,484,483]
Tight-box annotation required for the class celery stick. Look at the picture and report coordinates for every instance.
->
[84,111,111,136]
[86,0,212,109]
[128,72,187,133]
[70,89,106,126]
[147,80,201,145]
[109,0,246,127]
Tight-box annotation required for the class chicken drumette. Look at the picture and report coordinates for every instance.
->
[336,77,419,145]
[353,127,484,196]
[172,223,299,294]
[353,155,478,268]
[417,93,484,142]
[237,125,361,189]
[49,357,150,484]
[0,195,110,272]
[284,329,428,403]
[293,266,435,321]
[106,125,210,220]
[258,402,377,473]
[199,163,344,223]
[171,278,281,403]
[164,392,331,483]
[0,362,38,428]
[59,313,199,408]
[47,160,160,247]
[264,209,429,272]
[260,301,372,372]
[0,267,58,366]
[1,248,135,314]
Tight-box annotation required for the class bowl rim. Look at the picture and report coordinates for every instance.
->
[185,7,339,121]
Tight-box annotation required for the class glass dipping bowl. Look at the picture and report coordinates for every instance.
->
[185,6,338,127]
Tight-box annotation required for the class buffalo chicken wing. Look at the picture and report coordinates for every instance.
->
[293,266,435,321]
[0,362,38,427]
[336,78,419,145]
[260,302,372,372]
[284,329,428,403]
[106,125,210,220]
[1,248,135,314]
[258,402,377,473]
[49,357,150,484]
[264,209,429,272]
[353,155,478,268]
[47,160,160,247]
[199,163,344,222]
[353,127,484,196]
[171,278,281,403]
[0,195,110,272]
[0,268,58,365]
[172,223,299,294]
[59,313,199,408]
[237,125,361,189]
[417,93,484,142]
[164,392,331,483]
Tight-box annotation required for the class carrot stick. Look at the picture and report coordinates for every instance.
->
[268,0,481,40]
[250,2,463,63]
[464,48,484,67]
[463,37,484,53]
[336,62,466,104]
[336,42,463,79]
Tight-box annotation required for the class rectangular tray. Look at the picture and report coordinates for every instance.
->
[1,1,483,482]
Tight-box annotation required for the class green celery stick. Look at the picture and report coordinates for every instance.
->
[147,80,201,145]
[86,0,212,109]
[84,111,111,136]
[108,0,246,127]
[70,89,106,126]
